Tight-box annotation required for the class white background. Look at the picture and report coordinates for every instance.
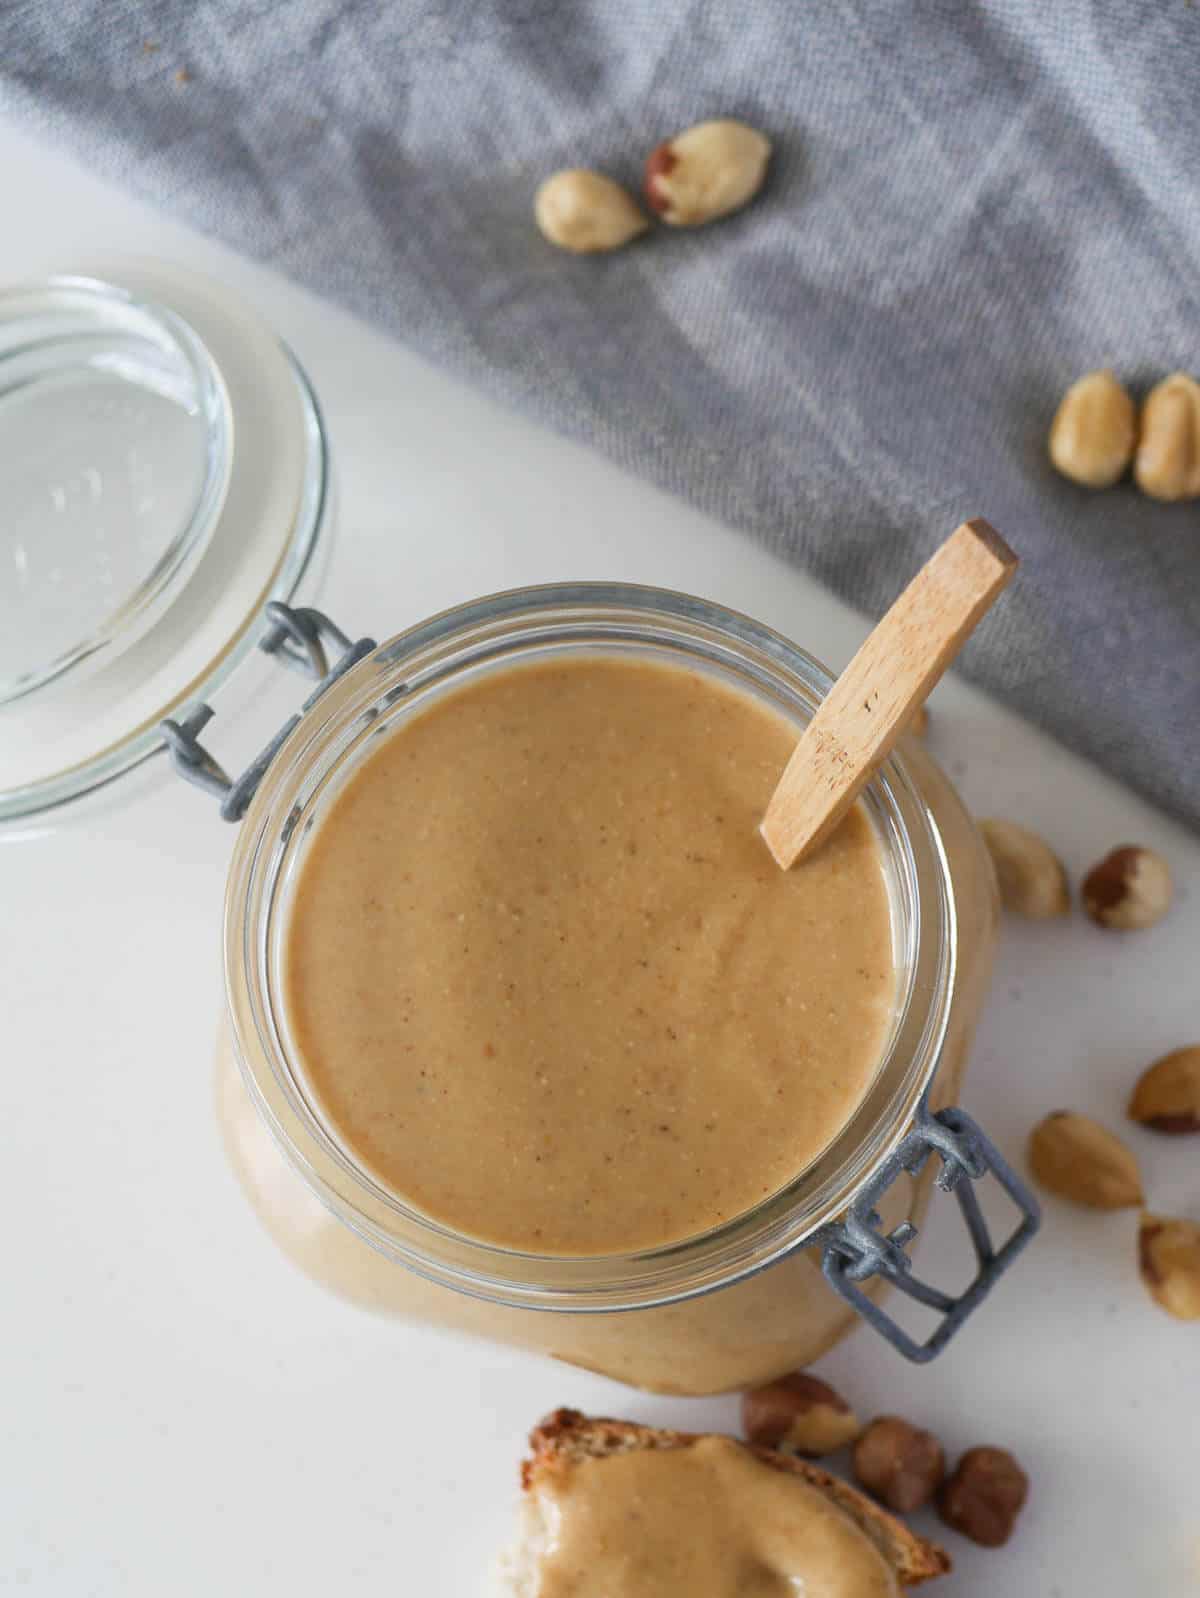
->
[2,125,1197,1596]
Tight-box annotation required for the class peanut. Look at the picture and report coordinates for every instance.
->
[1048,370,1136,488]
[644,119,770,226]
[1128,1047,1200,1135]
[1134,373,1200,501]
[980,819,1069,919]
[1138,1214,1200,1320]
[1081,845,1172,930]
[534,170,648,254]
[1027,1111,1143,1209]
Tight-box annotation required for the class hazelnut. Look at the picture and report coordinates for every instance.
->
[979,819,1069,920]
[1134,373,1200,501]
[644,118,770,227]
[742,1372,861,1458]
[1081,845,1172,930]
[1048,370,1136,488]
[852,1416,945,1513]
[1027,1111,1143,1209]
[1128,1047,1200,1135]
[534,169,648,254]
[938,1447,1029,1547]
[1139,1214,1200,1320]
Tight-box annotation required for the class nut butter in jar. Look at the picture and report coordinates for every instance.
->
[215,584,1037,1394]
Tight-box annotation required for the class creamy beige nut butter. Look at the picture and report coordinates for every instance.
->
[529,1436,898,1597]
[285,658,895,1256]
[217,612,999,1394]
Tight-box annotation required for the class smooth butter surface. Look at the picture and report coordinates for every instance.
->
[287,658,895,1253]
[533,1437,899,1597]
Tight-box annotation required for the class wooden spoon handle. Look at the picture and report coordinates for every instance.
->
[760,518,1017,870]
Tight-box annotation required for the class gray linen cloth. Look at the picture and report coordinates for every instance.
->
[3,1,1198,825]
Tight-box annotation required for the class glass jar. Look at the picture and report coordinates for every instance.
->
[214,583,1037,1395]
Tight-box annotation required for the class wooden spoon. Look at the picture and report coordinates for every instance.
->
[760,518,1017,870]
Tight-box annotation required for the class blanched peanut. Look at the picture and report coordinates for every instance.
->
[1048,370,1136,488]
[980,820,1069,919]
[534,170,648,254]
[1134,373,1200,501]
[1028,1111,1143,1209]
[644,119,770,226]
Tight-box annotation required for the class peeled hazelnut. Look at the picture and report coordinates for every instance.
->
[1138,1214,1200,1320]
[644,118,770,227]
[938,1447,1029,1547]
[1134,372,1200,502]
[742,1372,862,1458]
[1027,1111,1143,1209]
[1048,369,1136,488]
[852,1416,945,1513]
[534,169,648,254]
[980,819,1069,920]
[1081,845,1172,931]
[1129,1047,1200,1135]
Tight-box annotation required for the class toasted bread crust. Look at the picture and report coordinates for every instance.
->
[524,1409,950,1587]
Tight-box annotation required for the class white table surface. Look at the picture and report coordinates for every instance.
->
[2,125,1197,1597]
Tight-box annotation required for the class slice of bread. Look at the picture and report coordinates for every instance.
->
[504,1408,950,1592]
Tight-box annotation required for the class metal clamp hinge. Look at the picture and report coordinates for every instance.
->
[816,1103,1040,1363]
[160,603,377,822]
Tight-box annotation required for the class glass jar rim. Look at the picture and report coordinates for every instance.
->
[224,583,957,1313]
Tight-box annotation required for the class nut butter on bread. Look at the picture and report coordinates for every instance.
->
[498,1409,950,1595]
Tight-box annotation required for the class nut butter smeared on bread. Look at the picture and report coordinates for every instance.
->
[500,1409,950,1595]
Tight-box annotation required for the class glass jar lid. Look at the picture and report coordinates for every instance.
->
[0,277,230,705]
[0,265,330,822]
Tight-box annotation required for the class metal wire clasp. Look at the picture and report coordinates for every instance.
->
[816,1101,1040,1362]
[160,603,377,821]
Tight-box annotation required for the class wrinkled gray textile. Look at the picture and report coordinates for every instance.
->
[3,1,1198,824]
